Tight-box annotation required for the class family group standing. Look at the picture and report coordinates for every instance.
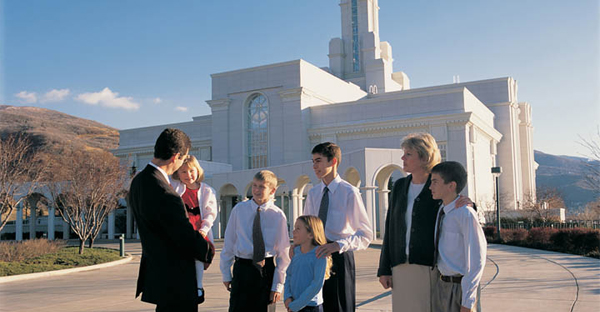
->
[129,128,486,312]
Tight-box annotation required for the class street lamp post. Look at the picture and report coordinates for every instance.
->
[491,167,502,240]
[130,162,137,178]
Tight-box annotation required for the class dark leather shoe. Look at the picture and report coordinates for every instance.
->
[197,288,205,304]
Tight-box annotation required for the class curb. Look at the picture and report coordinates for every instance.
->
[0,254,133,284]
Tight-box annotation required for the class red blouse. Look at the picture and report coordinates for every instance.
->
[181,187,202,231]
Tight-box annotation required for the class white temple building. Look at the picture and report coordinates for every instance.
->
[112,0,536,240]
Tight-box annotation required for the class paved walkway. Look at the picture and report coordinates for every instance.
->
[0,241,598,311]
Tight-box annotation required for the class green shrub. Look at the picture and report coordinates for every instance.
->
[489,226,600,258]
[501,229,528,244]
[483,226,497,242]
[527,227,557,247]
[0,246,121,277]
[550,228,600,255]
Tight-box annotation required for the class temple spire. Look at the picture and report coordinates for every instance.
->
[328,0,409,93]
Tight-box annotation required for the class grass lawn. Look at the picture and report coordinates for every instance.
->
[0,246,122,277]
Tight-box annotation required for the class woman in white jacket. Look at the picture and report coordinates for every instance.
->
[171,155,218,303]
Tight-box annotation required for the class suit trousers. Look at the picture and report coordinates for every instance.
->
[155,301,197,312]
[229,257,275,312]
[322,250,355,312]
[431,270,481,312]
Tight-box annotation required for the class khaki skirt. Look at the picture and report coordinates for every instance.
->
[391,263,436,312]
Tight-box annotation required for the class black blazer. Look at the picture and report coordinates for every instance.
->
[128,164,213,306]
[377,174,441,276]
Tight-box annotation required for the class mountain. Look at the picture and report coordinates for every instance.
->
[534,150,599,211]
[0,105,119,152]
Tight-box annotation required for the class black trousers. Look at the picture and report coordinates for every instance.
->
[229,257,275,312]
[322,250,355,312]
[155,301,197,312]
[299,304,323,312]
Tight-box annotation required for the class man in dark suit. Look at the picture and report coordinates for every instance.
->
[128,128,214,312]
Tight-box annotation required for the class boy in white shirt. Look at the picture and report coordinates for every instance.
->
[304,142,373,311]
[429,161,486,312]
[220,170,291,312]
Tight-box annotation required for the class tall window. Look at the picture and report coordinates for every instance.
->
[351,0,360,72]
[438,143,447,162]
[247,94,268,168]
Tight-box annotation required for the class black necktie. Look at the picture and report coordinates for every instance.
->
[318,186,330,228]
[433,207,446,268]
[252,205,266,271]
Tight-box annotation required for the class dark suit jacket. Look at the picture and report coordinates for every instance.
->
[377,174,442,276]
[128,164,213,306]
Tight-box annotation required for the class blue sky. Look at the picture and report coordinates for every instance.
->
[2,0,598,157]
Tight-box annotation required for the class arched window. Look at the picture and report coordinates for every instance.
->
[247,94,268,168]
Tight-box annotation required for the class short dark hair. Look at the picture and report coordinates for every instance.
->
[431,161,467,194]
[312,142,341,165]
[153,128,191,160]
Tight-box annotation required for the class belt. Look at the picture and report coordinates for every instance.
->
[235,256,274,264]
[440,275,463,283]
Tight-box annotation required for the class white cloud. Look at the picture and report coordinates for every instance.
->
[75,87,140,111]
[41,88,70,103]
[153,97,162,104]
[175,106,189,112]
[15,91,38,104]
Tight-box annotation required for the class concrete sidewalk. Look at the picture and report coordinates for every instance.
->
[0,240,598,311]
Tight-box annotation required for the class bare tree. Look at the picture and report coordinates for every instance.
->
[45,149,128,254]
[521,188,565,222]
[0,135,44,232]
[579,126,600,195]
[577,198,600,220]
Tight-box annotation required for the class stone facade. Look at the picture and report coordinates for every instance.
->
[111,0,536,240]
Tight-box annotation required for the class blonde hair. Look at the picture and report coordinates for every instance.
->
[296,215,332,280]
[254,170,278,189]
[401,132,441,173]
[172,155,205,183]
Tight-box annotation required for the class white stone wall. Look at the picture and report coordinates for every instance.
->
[519,102,536,199]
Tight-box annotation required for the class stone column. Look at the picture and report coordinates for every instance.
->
[29,203,36,240]
[63,218,70,240]
[136,221,140,239]
[126,204,133,239]
[108,211,115,239]
[16,202,23,241]
[360,186,378,240]
[291,193,300,225]
[47,205,55,240]
[376,189,390,240]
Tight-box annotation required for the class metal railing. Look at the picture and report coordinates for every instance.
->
[485,220,600,230]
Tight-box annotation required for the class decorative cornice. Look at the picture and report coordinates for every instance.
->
[113,139,212,156]
[308,113,472,140]
[206,98,231,111]
[278,88,304,102]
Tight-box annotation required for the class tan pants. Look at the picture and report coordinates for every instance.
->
[391,263,436,312]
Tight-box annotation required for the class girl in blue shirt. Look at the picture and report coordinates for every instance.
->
[284,215,331,312]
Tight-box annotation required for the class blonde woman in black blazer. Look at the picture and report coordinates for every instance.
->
[377,133,472,312]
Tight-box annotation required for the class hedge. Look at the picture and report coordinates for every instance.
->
[483,226,600,258]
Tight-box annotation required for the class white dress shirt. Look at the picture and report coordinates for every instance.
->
[304,175,373,253]
[435,197,487,309]
[405,182,425,256]
[220,199,291,293]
